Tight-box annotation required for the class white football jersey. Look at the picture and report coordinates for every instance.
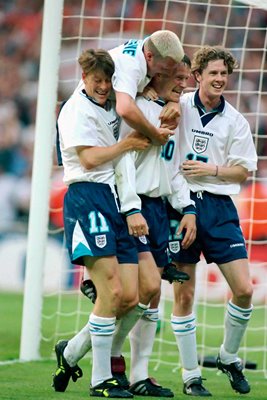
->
[117,96,193,213]
[75,38,151,99]
[109,38,151,99]
[179,91,258,195]
[58,89,120,186]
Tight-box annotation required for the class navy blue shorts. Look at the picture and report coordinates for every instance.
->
[64,182,138,265]
[135,195,169,267]
[168,191,247,265]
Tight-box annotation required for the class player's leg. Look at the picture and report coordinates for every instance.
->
[167,198,211,397]
[111,251,161,390]
[111,262,146,389]
[204,193,253,394]
[84,256,132,397]
[128,250,175,397]
[52,256,124,394]
[216,258,253,394]
[171,263,211,397]
[53,182,136,397]
[128,196,187,397]
[129,271,174,397]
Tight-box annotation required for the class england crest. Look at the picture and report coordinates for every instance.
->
[169,240,180,254]
[138,235,148,244]
[95,234,107,248]
[192,135,209,154]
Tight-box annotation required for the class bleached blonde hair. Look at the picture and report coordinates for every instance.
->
[147,30,184,63]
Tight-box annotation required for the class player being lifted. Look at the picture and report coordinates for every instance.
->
[75,29,184,145]
[169,46,257,396]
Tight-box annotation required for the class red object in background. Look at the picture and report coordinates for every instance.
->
[49,184,67,228]
[238,182,267,241]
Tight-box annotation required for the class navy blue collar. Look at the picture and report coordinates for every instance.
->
[194,89,225,127]
[194,89,225,114]
[82,89,111,111]
[154,97,166,107]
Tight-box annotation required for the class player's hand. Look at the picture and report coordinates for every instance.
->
[142,86,159,101]
[182,160,217,177]
[161,117,180,130]
[160,101,181,122]
[176,214,196,249]
[152,127,174,145]
[125,131,151,151]
[126,212,149,237]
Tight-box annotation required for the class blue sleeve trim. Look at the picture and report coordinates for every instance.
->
[182,205,197,215]
[125,209,141,217]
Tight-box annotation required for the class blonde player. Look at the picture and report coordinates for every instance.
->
[169,46,257,396]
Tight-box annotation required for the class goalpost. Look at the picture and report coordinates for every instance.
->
[19,0,267,378]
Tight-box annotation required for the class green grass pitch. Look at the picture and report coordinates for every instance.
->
[0,291,267,399]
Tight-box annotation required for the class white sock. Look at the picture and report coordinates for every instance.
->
[171,313,201,383]
[89,313,116,387]
[129,308,158,384]
[83,268,90,280]
[220,301,253,364]
[64,321,92,367]
[111,303,148,357]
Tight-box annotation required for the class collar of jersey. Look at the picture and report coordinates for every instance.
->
[81,89,111,111]
[193,89,225,115]
[154,97,166,107]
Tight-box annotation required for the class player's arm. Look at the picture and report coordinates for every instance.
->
[115,151,149,237]
[77,131,150,170]
[115,91,174,145]
[182,161,248,183]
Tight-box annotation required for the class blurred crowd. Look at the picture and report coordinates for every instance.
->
[0,0,266,240]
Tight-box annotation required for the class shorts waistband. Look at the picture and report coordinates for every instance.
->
[192,190,230,200]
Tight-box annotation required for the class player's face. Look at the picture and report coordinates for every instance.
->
[158,63,191,102]
[147,54,178,77]
[83,70,112,105]
[196,59,229,102]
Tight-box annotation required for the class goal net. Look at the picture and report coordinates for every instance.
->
[21,0,267,378]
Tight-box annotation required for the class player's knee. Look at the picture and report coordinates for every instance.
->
[139,277,161,304]
[109,285,124,311]
[235,283,253,304]
[119,290,139,314]
[174,286,195,310]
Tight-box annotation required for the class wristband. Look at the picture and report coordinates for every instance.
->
[125,209,141,217]
[183,205,197,215]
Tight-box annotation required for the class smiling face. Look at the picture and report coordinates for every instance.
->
[82,69,112,106]
[196,59,228,108]
[153,62,191,102]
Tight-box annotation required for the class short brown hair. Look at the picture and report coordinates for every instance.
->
[78,49,115,78]
[191,46,238,76]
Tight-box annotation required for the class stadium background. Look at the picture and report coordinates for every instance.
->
[0,0,266,302]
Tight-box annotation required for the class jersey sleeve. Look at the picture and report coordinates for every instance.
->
[115,152,141,213]
[167,171,195,213]
[58,96,99,150]
[226,113,258,172]
[112,60,141,99]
